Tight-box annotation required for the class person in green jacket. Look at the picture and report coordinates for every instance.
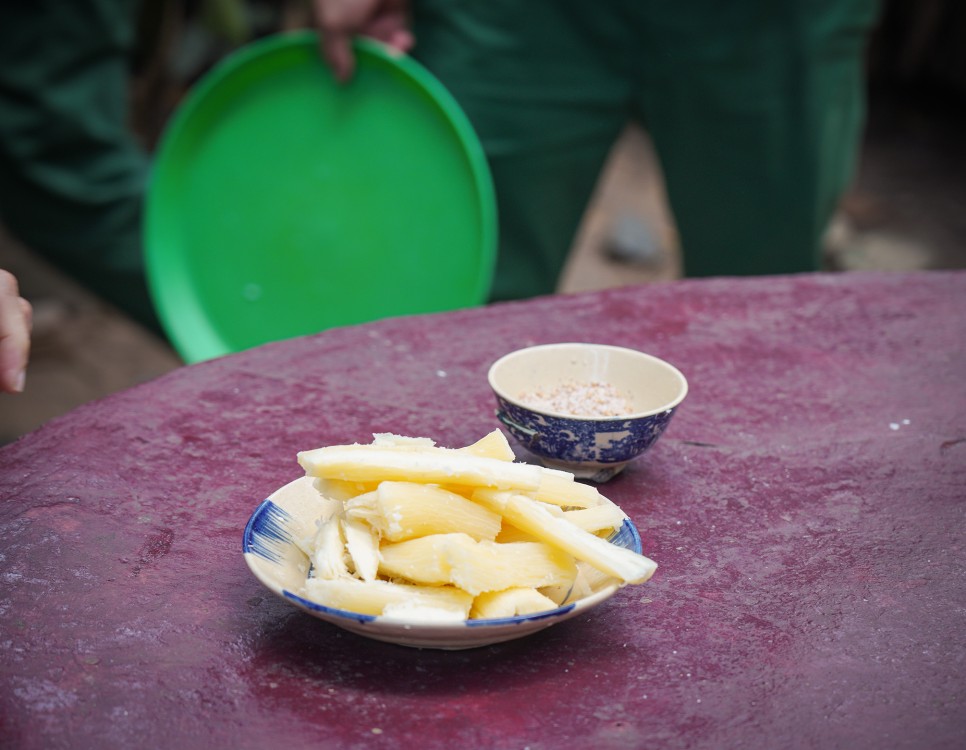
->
[0,0,158,331]
[314,0,880,301]
[0,0,879,329]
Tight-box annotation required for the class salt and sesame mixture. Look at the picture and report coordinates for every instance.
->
[519,380,634,418]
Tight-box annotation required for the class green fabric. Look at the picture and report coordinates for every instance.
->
[0,0,880,326]
[0,0,159,331]
[412,0,880,299]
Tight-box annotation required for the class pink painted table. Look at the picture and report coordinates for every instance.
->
[2,272,964,749]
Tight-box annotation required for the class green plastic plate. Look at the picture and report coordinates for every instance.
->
[145,32,496,363]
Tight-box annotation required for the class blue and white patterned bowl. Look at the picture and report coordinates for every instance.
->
[243,477,643,650]
[488,343,688,482]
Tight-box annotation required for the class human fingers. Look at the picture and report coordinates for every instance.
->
[0,269,32,394]
[313,0,412,81]
[322,29,356,82]
[364,1,414,54]
[313,0,376,81]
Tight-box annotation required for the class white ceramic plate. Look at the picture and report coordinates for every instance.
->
[242,477,643,650]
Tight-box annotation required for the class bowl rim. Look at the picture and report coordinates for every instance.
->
[487,342,688,421]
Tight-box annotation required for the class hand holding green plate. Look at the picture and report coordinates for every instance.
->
[146,32,496,363]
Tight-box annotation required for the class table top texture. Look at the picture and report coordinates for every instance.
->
[2,271,964,749]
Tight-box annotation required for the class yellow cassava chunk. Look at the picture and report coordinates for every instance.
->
[299,444,538,488]
[562,501,628,534]
[308,516,350,580]
[296,431,656,623]
[471,587,561,619]
[471,490,657,584]
[366,429,516,471]
[575,560,620,594]
[437,472,601,513]
[370,433,437,448]
[380,602,468,623]
[341,517,381,582]
[345,481,502,542]
[538,580,576,605]
[298,442,592,501]
[529,469,602,509]
[378,533,577,596]
[302,577,473,617]
[312,477,378,503]
[448,541,577,595]
[455,429,516,461]
[494,523,541,544]
[378,532,465,584]
[448,539,576,596]
[363,429,514,461]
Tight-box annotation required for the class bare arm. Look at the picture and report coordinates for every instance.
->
[0,269,31,393]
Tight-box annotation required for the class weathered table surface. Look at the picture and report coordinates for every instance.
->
[2,271,964,749]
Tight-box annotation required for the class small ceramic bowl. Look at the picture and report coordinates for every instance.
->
[243,477,642,650]
[487,343,688,482]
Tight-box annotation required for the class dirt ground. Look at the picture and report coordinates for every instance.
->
[2,87,965,445]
